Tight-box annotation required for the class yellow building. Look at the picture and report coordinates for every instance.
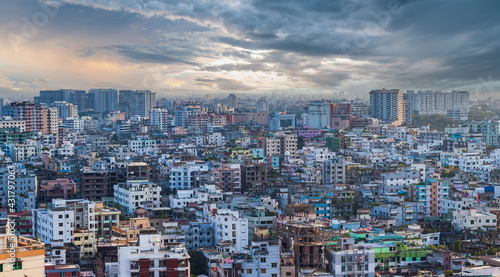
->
[0,222,45,276]
[73,229,97,258]
[112,218,156,242]
[94,201,121,237]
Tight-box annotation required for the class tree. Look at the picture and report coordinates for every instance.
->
[444,270,454,277]
[454,240,461,253]
[188,250,208,276]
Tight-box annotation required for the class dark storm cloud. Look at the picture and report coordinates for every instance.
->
[104,45,199,65]
[2,0,500,96]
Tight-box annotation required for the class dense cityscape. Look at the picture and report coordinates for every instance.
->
[2,87,500,277]
[3,0,500,277]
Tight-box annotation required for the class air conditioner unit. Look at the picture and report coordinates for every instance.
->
[16,258,22,262]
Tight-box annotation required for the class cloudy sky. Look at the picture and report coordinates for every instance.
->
[1,0,500,99]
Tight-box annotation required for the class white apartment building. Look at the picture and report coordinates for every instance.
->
[169,186,223,209]
[380,169,420,194]
[150,107,168,131]
[209,132,226,146]
[322,156,346,184]
[305,147,335,163]
[452,209,497,231]
[33,202,75,244]
[240,241,280,277]
[33,199,96,244]
[265,138,281,157]
[203,205,249,253]
[128,136,157,154]
[57,141,74,157]
[169,163,209,190]
[5,143,38,161]
[447,153,493,172]
[114,180,161,213]
[62,116,84,132]
[0,117,26,132]
[118,234,190,277]
[51,101,78,120]
[442,198,474,215]
[306,101,332,129]
[328,237,375,277]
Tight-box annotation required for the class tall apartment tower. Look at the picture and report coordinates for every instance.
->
[118,90,133,117]
[227,93,238,109]
[369,88,404,125]
[149,107,168,131]
[2,101,58,134]
[89,88,118,113]
[119,90,156,118]
[256,97,269,112]
[404,90,470,120]
[35,89,85,108]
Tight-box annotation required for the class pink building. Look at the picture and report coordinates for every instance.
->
[40,178,77,199]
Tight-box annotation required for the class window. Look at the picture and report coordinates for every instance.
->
[13,261,22,270]
[272,263,277,268]
[286,272,292,276]
[261,269,266,274]
[246,269,252,274]
[261,258,266,263]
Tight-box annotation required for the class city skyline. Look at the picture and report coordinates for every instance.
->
[1,0,500,99]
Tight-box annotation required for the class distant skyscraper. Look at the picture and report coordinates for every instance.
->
[227,93,238,109]
[119,90,156,118]
[35,89,85,108]
[0,98,5,115]
[133,90,156,117]
[404,90,469,120]
[51,101,78,120]
[256,97,269,112]
[2,101,58,134]
[89,88,118,113]
[369,88,404,125]
[149,108,168,131]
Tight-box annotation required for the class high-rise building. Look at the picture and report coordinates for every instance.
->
[322,156,346,184]
[50,101,78,120]
[404,90,470,120]
[2,101,58,134]
[149,107,168,131]
[119,90,156,118]
[256,96,269,112]
[118,234,190,277]
[369,88,404,125]
[35,89,85,107]
[305,100,332,129]
[89,88,118,113]
[227,93,238,109]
